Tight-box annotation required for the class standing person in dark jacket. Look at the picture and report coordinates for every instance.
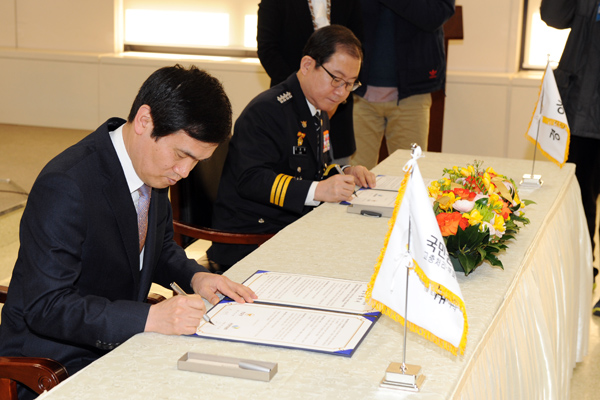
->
[541,0,600,313]
[257,0,363,164]
[351,0,455,169]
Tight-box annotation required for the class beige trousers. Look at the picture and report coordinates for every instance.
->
[351,93,432,169]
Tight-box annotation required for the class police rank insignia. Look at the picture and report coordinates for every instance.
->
[277,91,292,104]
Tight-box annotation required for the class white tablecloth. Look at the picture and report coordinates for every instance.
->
[38,150,592,400]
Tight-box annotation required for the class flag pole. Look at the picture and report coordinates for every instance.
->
[402,142,418,371]
[530,75,543,177]
[521,57,548,187]
[402,184,412,371]
[380,143,425,392]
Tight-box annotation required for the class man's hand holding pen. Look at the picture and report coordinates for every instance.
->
[314,164,376,203]
[144,273,257,336]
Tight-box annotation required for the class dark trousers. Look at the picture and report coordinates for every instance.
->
[568,135,600,276]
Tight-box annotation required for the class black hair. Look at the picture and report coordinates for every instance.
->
[302,24,363,66]
[127,64,232,144]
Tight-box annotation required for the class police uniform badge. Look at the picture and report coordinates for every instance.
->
[294,132,307,155]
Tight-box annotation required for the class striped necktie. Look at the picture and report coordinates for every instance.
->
[137,184,151,252]
[314,112,324,177]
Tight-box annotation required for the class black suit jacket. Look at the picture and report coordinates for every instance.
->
[0,118,206,376]
[257,0,363,159]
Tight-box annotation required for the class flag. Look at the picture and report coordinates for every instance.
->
[365,147,468,355]
[525,61,570,167]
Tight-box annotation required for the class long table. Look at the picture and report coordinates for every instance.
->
[38,150,592,399]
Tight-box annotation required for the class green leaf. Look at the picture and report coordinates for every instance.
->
[484,253,504,269]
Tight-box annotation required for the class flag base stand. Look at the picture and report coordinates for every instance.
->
[379,362,425,392]
[520,173,543,188]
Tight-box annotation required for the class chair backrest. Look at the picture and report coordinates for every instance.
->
[171,137,230,247]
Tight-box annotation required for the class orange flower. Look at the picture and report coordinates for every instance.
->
[436,212,469,236]
[499,201,511,220]
[452,188,476,201]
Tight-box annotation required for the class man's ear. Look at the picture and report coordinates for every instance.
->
[133,105,153,135]
[299,55,315,76]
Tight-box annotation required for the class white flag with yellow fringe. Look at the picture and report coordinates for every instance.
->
[525,61,570,167]
[366,147,468,355]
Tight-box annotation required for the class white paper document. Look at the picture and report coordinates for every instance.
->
[374,175,403,191]
[194,271,380,357]
[196,302,375,356]
[351,189,398,207]
[242,271,377,314]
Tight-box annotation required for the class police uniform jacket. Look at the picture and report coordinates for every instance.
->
[207,73,334,266]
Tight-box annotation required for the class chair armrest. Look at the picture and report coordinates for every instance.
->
[147,293,167,304]
[0,357,68,397]
[0,285,7,303]
[173,220,274,245]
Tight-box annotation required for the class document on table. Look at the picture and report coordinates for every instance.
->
[344,175,403,218]
[242,270,378,314]
[194,271,380,357]
[374,175,403,191]
[346,189,398,217]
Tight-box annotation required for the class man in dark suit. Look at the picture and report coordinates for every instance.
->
[207,25,376,269]
[0,65,257,399]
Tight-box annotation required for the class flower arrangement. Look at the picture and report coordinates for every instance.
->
[428,161,534,275]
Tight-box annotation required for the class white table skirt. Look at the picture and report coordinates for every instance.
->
[37,150,592,400]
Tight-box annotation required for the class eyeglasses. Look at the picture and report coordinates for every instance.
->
[319,64,362,92]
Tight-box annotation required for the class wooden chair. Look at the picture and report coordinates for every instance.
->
[0,284,67,399]
[170,138,274,272]
[378,5,464,161]
[0,284,165,399]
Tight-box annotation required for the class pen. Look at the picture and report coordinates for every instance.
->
[170,282,215,325]
[335,164,358,197]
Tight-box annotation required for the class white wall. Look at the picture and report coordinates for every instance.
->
[0,0,542,161]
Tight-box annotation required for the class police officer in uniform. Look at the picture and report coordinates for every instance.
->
[207,25,376,269]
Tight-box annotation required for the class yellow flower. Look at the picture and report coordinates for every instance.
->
[463,209,483,226]
[512,187,522,207]
[429,185,440,199]
[489,193,503,209]
[485,166,497,175]
[437,192,456,211]
[492,214,506,232]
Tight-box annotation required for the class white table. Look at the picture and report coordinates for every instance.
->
[38,150,592,400]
